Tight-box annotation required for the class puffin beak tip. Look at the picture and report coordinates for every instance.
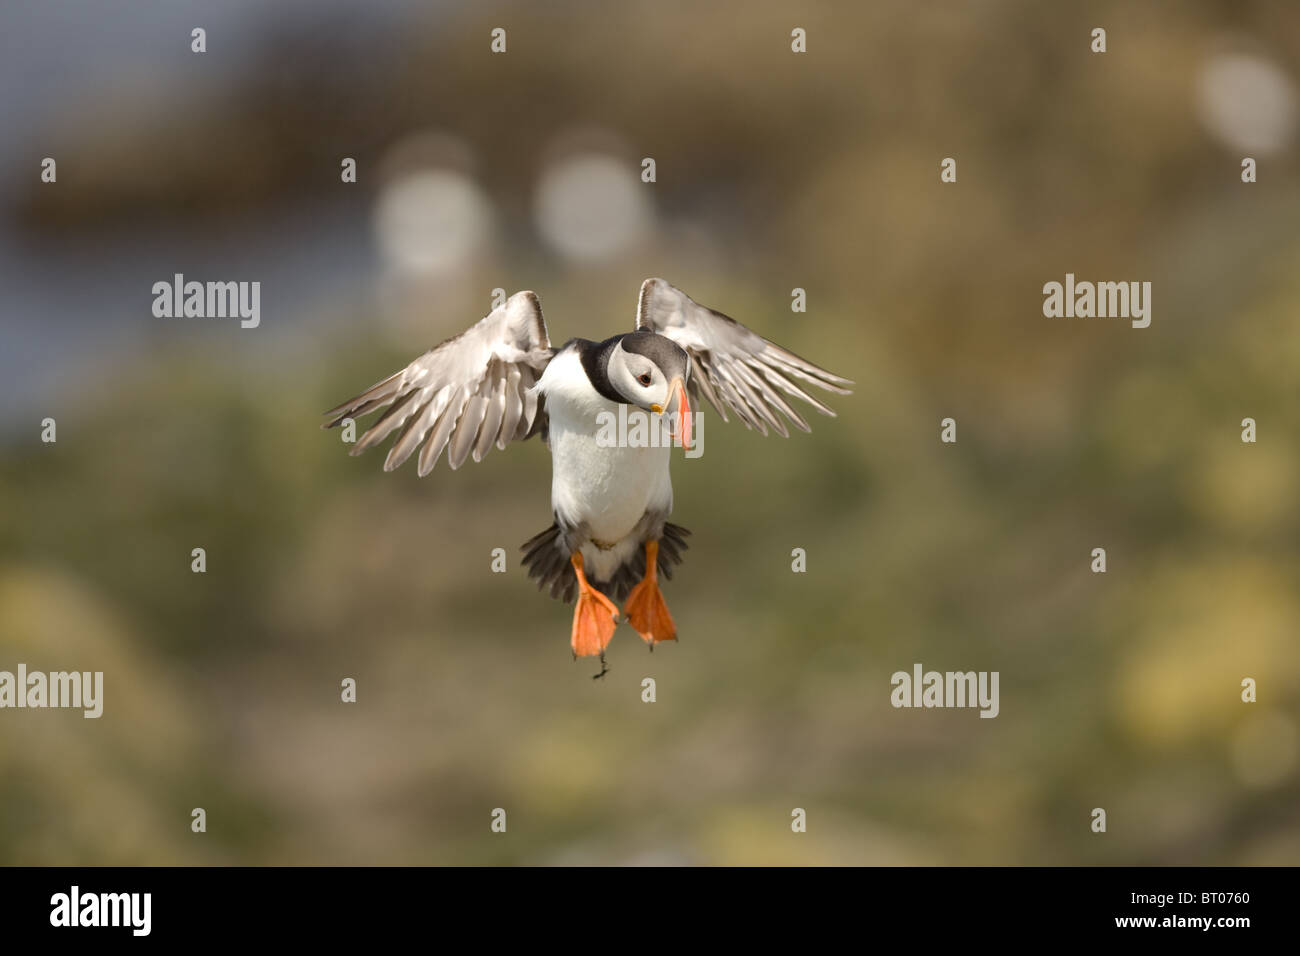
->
[672,377,692,451]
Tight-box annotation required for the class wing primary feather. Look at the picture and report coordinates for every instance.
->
[417,387,465,476]
[498,364,524,450]
[351,388,427,454]
[474,360,507,463]
[736,359,806,434]
[384,393,440,471]
[519,375,540,440]
[687,356,728,421]
[739,358,811,430]
[748,360,827,421]
[324,394,394,429]
[727,359,789,437]
[763,353,849,409]
[764,342,855,387]
[321,369,405,421]
[712,363,765,432]
[449,373,492,470]
[765,349,853,395]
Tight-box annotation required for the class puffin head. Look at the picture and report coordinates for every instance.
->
[606,331,693,449]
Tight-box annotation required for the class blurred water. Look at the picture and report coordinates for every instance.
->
[0,0,434,434]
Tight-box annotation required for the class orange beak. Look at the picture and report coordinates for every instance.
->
[670,377,692,451]
[652,377,692,451]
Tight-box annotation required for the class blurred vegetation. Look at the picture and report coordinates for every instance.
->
[1,0,1298,864]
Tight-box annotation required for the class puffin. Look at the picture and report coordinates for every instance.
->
[323,278,852,675]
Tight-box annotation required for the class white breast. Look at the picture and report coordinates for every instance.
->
[536,349,674,570]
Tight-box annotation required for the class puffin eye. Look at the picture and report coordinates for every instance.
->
[637,373,652,387]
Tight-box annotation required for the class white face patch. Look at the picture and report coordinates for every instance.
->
[607,341,670,410]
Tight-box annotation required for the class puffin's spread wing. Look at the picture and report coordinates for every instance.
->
[635,277,852,437]
[323,292,554,474]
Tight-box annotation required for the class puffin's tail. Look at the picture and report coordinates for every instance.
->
[520,523,691,604]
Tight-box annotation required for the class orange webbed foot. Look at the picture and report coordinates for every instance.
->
[570,553,619,658]
[624,540,677,645]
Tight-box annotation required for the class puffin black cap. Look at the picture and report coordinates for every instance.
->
[578,330,690,408]
[618,329,690,382]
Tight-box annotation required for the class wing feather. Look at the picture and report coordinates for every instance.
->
[473,362,506,462]
[385,388,441,471]
[518,369,541,440]
[324,292,554,474]
[417,387,465,477]
[687,354,729,422]
[497,363,524,450]
[634,278,851,436]
[750,359,836,418]
[450,374,491,470]
[351,387,423,454]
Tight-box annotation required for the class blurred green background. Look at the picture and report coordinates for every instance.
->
[1,0,1297,865]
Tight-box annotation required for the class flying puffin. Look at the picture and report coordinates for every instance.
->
[323,278,852,675]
